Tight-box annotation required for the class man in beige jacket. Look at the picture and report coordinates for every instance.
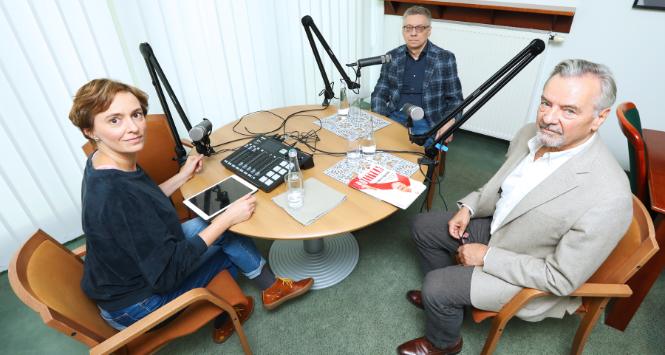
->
[397,59,633,355]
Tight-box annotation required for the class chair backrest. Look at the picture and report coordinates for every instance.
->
[617,102,649,205]
[8,230,117,347]
[586,196,657,285]
[82,114,191,221]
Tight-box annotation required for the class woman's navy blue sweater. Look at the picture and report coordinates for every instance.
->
[80,156,206,311]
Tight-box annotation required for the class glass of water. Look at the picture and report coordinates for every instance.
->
[346,135,361,169]
[285,172,304,209]
[360,115,376,161]
[338,86,349,118]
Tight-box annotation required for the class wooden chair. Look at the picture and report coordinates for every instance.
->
[617,102,649,206]
[471,196,658,355]
[82,114,193,222]
[8,229,252,355]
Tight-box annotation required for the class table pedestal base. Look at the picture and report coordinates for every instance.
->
[269,233,359,290]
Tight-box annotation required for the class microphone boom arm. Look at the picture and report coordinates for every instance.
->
[301,16,359,106]
[139,42,193,165]
[409,39,546,148]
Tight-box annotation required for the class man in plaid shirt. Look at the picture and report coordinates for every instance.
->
[371,6,463,145]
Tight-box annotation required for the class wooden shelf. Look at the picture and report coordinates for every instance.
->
[384,0,575,33]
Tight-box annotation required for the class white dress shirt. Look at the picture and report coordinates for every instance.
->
[489,133,597,234]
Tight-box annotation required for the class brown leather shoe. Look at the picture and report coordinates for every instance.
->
[407,290,424,310]
[262,277,314,310]
[397,336,463,355]
[212,296,254,344]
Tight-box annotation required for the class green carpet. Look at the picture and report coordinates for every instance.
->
[2,130,663,354]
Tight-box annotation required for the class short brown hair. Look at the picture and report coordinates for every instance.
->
[68,79,148,142]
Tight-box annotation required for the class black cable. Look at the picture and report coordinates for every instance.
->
[231,110,288,137]
[211,136,255,148]
[418,164,431,212]
[214,108,433,192]
[381,149,428,159]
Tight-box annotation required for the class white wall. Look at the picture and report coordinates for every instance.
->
[529,0,665,169]
[0,0,382,270]
[377,0,663,169]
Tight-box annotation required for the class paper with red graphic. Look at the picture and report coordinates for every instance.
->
[348,164,426,209]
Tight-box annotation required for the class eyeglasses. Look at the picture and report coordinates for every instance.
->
[402,25,430,33]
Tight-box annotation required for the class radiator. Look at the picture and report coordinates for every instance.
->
[383,18,550,140]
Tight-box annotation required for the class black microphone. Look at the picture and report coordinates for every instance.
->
[347,54,392,68]
[529,39,546,55]
[301,15,314,26]
[139,43,153,58]
[401,103,424,121]
[188,118,212,142]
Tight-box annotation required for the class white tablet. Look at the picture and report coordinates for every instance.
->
[183,175,258,221]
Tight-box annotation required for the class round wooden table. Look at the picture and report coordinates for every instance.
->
[181,105,424,289]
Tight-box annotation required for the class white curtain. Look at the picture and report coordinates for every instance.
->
[0,0,384,270]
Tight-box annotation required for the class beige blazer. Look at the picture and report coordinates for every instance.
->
[460,123,632,321]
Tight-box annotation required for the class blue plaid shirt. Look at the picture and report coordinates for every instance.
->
[371,41,463,131]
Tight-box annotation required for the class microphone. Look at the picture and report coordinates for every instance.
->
[401,103,424,121]
[188,118,212,142]
[188,118,214,156]
[529,39,546,55]
[347,54,392,68]
[301,15,314,26]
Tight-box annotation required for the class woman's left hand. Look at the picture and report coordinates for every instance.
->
[180,154,204,180]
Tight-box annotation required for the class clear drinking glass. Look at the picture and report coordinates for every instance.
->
[338,86,349,117]
[360,115,376,161]
[348,105,361,121]
[286,172,304,209]
[346,136,361,169]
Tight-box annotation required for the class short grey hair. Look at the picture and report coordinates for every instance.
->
[547,59,617,115]
[403,6,432,24]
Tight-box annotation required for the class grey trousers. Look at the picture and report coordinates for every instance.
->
[411,211,492,349]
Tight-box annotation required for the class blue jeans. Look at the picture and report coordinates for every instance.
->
[389,111,435,147]
[99,217,265,330]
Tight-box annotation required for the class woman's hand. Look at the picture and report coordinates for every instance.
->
[179,154,204,180]
[200,194,256,246]
[214,193,257,227]
[159,154,204,197]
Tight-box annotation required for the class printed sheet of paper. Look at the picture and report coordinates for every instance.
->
[324,152,420,185]
[315,110,390,140]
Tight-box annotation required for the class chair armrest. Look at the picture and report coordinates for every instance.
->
[181,139,193,148]
[90,288,235,355]
[569,283,632,298]
[495,288,550,319]
[72,245,86,258]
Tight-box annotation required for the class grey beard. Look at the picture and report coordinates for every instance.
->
[536,129,564,148]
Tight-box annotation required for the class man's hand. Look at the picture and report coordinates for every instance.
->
[435,118,456,144]
[457,243,488,266]
[448,206,471,240]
